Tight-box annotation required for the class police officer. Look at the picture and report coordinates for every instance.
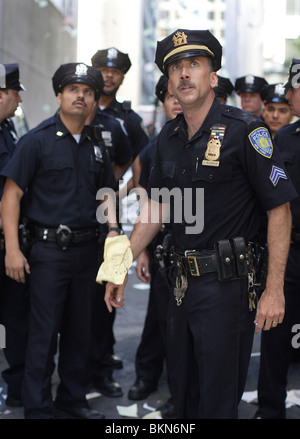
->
[235,75,268,118]
[90,47,149,391]
[254,59,300,419]
[88,105,133,398]
[214,75,234,104]
[103,29,296,419]
[260,83,293,138]
[128,76,181,413]
[0,64,28,408]
[0,62,119,419]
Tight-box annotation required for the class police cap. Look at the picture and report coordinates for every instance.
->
[91,48,132,74]
[284,58,300,89]
[235,75,268,94]
[214,76,234,99]
[260,83,289,104]
[52,62,104,101]
[155,29,222,76]
[155,75,169,103]
[0,63,25,91]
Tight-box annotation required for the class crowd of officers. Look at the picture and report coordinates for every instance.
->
[0,29,300,419]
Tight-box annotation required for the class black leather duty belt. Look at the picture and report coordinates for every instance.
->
[173,250,218,277]
[31,224,99,250]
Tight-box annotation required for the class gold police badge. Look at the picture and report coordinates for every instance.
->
[202,138,221,167]
[172,31,188,47]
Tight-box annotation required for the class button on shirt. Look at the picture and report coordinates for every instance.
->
[0,114,117,229]
[148,98,297,250]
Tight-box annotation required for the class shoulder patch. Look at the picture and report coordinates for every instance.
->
[248,127,273,158]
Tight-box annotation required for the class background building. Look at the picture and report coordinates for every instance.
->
[0,0,78,128]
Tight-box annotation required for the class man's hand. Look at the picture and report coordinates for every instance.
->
[136,250,151,283]
[254,285,285,334]
[5,248,30,283]
[104,275,128,313]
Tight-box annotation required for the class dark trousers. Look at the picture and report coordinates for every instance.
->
[167,273,255,419]
[0,248,29,399]
[134,259,171,385]
[256,245,300,419]
[22,240,98,419]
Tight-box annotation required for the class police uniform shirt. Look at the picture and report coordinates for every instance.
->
[102,99,149,159]
[275,119,300,229]
[92,108,133,165]
[0,119,17,198]
[0,113,117,229]
[148,98,297,250]
[138,135,158,189]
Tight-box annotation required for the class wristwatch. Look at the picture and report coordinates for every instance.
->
[108,227,124,235]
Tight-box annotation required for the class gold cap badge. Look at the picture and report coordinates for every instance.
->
[172,31,188,47]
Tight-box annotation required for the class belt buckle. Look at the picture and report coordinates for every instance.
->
[185,250,200,277]
[56,224,72,250]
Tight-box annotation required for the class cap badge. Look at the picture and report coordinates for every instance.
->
[274,84,285,96]
[107,48,118,60]
[75,63,88,77]
[245,75,255,85]
[172,31,188,47]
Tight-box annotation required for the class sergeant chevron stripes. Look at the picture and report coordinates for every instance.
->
[269,165,288,186]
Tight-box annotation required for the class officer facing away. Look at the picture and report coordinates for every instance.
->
[0,63,119,419]
[100,29,296,419]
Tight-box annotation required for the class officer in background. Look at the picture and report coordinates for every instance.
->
[90,47,149,392]
[0,63,118,419]
[102,29,296,419]
[260,83,293,138]
[214,75,234,104]
[128,76,181,418]
[0,64,28,408]
[235,75,268,118]
[254,59,300,419]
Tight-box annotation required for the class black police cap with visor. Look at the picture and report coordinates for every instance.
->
[52,62,104,101]
[234,75,268,94]
[284,58,300,89]
[91,47,132,74]
[214,76,234,100]
[155,75,169,103]
[155,29,222,76]
[0,63,25,91]
[260,83,289,105]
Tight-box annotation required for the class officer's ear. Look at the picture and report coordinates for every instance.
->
[167,79,174,97]
[210,72,218,89]
[57,92,62,106]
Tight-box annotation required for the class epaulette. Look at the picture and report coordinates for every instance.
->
[121,100,132,111]
[31,116,56,133]
[221,105,260,126]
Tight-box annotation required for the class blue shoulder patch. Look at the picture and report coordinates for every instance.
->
[248,127,273,158]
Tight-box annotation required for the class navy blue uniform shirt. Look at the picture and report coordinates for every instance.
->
[139,135,158,189]
[101,99,149,159]
[0,119,18,198]
[92,108,133,166]
[275,119,300,229]
[148,98,297,250]
[1,114,117,229]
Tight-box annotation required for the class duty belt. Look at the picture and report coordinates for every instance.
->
[31,224,99,250]
[173,250,218,277]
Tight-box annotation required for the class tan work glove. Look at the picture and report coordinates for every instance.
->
[96,235,133,285]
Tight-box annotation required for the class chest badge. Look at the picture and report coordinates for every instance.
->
[202,124,227,167]
[94,146,103,162]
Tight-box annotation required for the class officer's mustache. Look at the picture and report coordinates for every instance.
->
[72,97,87,107]
[177,80,195,90]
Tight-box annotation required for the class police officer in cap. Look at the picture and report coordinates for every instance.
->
[0,63,28,408]
[260,83,293,138]
[254,59,300,419]
[102,29,296,419]
[235,75,268,118]
[214,75,234,104]
[1,62,118,419]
